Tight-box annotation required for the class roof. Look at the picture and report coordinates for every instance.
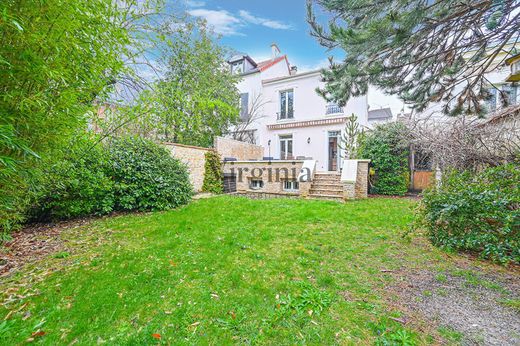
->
[368,107,393,121]
[256,55,288,72]
[479,104,520,126]
[262,69,321,85]
[505,52,520,65]
[228,54,257,67]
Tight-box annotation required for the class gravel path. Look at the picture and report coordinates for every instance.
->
[392,269,520,345]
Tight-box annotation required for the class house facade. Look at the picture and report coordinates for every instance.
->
[228,44,369,172]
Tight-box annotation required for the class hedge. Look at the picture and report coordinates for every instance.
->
[417,164,520,264]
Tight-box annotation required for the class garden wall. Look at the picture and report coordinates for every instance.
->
[214,136,264,161]
[164,143,211,192]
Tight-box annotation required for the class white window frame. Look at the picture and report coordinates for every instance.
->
[283,180,299,192]
[279,134,293,160]
[279,89,294,120]
[250,179,264,190]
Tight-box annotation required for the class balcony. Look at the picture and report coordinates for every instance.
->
[326,103,344,115]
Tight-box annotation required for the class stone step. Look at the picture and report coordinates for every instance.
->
[314,172,340,177]
[312,179,343,186]
[308,194,344,202]
[314,174,340,178]
[309,188,343,197]
[310,183,343,190]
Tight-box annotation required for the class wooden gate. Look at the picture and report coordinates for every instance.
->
[412,170,433,191]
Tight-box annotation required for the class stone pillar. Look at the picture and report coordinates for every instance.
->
[354,160,370,198]
[343,182,356,199]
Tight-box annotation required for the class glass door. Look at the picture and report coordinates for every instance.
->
[280,135,293,160]
[328,131,340,171]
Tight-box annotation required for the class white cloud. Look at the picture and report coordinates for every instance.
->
[297,58,330,72]
[187,7,292,36]
[188,9,243,36]
[239,10,292,30]
[185,0,205,7]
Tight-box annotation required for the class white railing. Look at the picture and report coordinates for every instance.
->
[326,103,344,115]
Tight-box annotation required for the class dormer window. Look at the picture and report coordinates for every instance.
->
[231,60,244,74]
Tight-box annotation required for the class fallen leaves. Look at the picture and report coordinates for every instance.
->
[26,330,45,343]
[151,333,161,340]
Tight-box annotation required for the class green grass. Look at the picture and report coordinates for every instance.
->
[0,196,454,344]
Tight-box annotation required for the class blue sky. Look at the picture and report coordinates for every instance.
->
[183,0,334,71]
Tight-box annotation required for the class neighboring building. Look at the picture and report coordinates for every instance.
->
[367,107,393,126]
[228,44,369,172]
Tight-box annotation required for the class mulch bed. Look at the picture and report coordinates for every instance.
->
[0,219,93,279]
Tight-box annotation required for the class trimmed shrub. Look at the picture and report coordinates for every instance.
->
[108,137,193,211]
[202,150,223,194]
[358,122,410,195]
[32,136,193,221]
[32,135,114,221]
[418,164,520,264]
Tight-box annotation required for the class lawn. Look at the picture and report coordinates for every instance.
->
[0,196,514,344]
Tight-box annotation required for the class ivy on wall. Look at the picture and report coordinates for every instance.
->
[202,150,223,194]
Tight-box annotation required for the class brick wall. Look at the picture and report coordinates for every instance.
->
[214,137,264,161]
[164,143,212,192]
[222,160,311,197]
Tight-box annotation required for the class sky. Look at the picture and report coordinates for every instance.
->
[182,0,333,71]
[178,0,407,115]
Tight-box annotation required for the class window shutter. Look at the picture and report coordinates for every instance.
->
[240,93,249,121]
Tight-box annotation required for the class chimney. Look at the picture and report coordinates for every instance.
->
[290,66,298,75]
[271,43,280,59]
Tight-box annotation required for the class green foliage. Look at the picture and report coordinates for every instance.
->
[133,21,240,147]
[32,136,193,221]
[307,0,518,116]
[202,150,223,194]
[339,113,361,160]
[32,135,115,221]
[0,0,132,232]
[418,164,520,264]
[108,137,193,211]
[358,123,410,196]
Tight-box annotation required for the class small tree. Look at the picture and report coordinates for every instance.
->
[202,150,223,194]
[358,123,410,196]
[339,114,361,160]
[231,93,270,144]
[146,21,240,147]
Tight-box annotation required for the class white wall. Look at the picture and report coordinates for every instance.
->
[234,64,369,170]
[261,71,368,125]
[265,124,347,171]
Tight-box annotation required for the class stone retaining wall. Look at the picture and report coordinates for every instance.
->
[214,136,264,161]
[222,160,313,197]
[164,143,212,192]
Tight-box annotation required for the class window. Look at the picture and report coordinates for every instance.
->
[231,61,244,74]
[250,179,264,190]
[239,93,249,121]
[279,89,294,119]
[502,85,518,106]
[512,61,520,74]
[486,88,497,111]
[283,180,299,191]
[279,134,293,160]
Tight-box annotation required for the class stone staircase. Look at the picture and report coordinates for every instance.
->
[308,172,344,202]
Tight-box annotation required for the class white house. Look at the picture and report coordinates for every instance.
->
[228,44,369,172]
